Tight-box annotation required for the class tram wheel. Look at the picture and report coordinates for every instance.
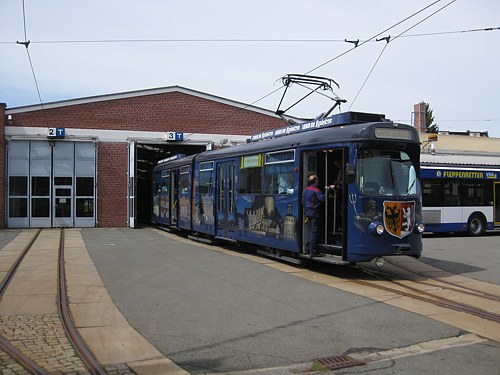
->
[467,214,485,236]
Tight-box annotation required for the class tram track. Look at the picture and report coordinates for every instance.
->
[353,257,500,329]
[355,269,500,323]
[0,228,106,375]
[382,256,500,302]
[0,228,41,296]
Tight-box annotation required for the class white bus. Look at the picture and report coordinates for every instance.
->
[421,152,500,236]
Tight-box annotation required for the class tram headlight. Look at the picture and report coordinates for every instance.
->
[369,221,385,235]
[416,222,425,234]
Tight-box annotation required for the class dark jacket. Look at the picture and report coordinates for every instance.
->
[301,185,325,217]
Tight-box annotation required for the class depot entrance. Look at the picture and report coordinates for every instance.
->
[7,140,96,228]
[132,142,206,227]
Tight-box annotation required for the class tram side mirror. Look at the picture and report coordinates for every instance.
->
[346,163,355,183]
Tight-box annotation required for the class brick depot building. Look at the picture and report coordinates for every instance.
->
[0,86,286,229]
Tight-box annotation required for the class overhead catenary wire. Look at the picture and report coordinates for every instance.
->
[1,26,498,45]
[8,0,489,131]
[303,0,445,76]
[201,1,460,129]
[348,0,458,109]
[348,41,390,111]
[17,0,47,118]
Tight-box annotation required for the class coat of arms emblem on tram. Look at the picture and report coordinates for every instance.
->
[383,201,415,239]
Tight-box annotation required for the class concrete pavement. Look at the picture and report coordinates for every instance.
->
[0,228,187,375]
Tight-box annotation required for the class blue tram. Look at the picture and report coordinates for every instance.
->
[152,111,425,264]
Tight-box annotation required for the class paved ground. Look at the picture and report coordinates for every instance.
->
[82,228,500,374]
[1,228,499,374]
[0,229,185,375]
[420,232,500,285]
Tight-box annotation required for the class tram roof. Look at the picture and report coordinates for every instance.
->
[196,117,418,162]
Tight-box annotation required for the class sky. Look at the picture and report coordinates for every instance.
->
[1,0,499,137]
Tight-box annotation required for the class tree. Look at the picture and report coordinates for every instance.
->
[421,101,439,133]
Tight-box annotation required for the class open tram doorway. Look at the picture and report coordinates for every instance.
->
[302,148,347,258]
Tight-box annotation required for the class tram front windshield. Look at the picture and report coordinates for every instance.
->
[357,148,419,197]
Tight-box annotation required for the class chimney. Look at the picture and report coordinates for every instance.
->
[413,102,426,133]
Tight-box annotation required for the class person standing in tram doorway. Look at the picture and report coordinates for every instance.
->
[302,174,326,257]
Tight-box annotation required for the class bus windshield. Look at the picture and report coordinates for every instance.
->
[357,148,419,197]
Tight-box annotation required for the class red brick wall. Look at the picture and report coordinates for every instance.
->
[9,91,285,134]
[0,104,5,228]
[97,143,128,227]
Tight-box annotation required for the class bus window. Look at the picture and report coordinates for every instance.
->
[443,181,460,206]
[463,181,491,206]
[422,180,442,207]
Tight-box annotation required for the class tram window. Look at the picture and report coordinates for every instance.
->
[199,162,214,194]
[200,161,214,171]
[264,163,294,194]
[265,150,295,163]
[238,167,262,194]
[357,149,418,196]
[199,170,213,194]
[463,181,491,206]
[264,150,295,195]
[161,176,169,195]
[239,155,263,194]
[180,172,190,195]
[9,176,27,196]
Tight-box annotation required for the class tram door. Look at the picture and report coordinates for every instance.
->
[302,149,346,256]
[216,161,236,238]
